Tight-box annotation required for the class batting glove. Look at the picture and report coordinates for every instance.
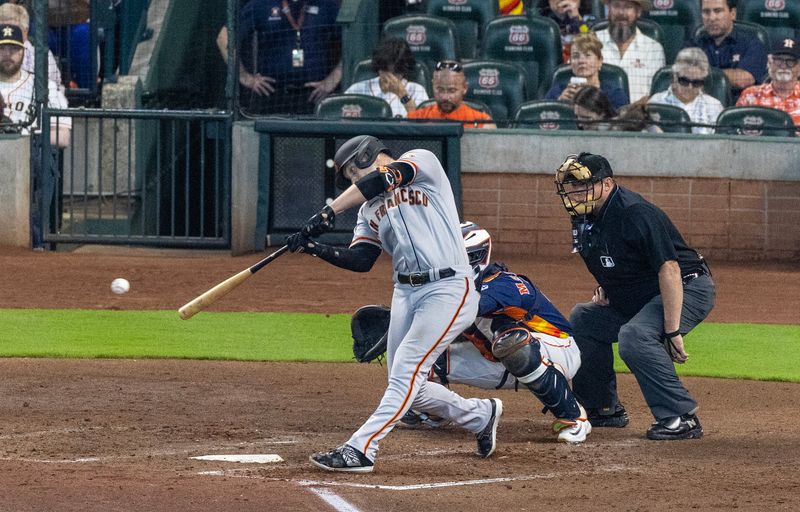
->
[302,205,336,238]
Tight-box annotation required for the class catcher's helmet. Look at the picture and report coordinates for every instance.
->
[554,152,614,216]
[334,135,390,190]
[461,221,491,273]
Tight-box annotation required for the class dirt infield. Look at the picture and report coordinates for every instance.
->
[1,246,799,511]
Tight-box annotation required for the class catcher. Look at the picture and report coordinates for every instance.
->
[353,222,591,443]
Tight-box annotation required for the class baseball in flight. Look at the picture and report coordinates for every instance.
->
[111,278,130,295]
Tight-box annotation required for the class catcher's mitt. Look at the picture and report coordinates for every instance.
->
[351,305,391,363]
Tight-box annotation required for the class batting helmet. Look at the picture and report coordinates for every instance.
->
[333,135,390,190]
[554,152,614,217]
[461,221,491,273]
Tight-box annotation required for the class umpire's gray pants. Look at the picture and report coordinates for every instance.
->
[570,275,715,421]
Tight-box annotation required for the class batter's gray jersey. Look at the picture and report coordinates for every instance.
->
[350,149,470,279]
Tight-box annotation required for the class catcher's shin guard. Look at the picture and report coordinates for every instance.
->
[491,327,580,420]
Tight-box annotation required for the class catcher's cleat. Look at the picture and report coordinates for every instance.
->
[646,413,703,441]
[586,404,630,428]
[475,398,503,458]
[309,444,374,473]
[553,405,592,444]
[398,409,451,429]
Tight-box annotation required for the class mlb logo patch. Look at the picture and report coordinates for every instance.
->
[508,25,530,45]
[600,256,615,268]
[406,25,427,45]
[478,68,500,89]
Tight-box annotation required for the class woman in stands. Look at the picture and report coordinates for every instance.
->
[536,0,597,61]
[545,32,628,109]
[572,85,661,132]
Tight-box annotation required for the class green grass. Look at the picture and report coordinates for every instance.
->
[1,309,799,382]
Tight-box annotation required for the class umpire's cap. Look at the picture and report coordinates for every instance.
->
[334,135,390,190]
[561,152,613,184]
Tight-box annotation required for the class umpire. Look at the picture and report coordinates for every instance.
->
[554,153,715,440]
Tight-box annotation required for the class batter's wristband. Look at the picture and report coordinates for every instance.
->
[664,329,681,339]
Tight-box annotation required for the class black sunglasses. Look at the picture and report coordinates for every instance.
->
[435,60,463,72]
[675,75,705,88]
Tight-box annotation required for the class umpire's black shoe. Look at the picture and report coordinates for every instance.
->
[586,404,630,428]
[646,413,703,440]
[476,398,503,458]
[309,444,374,473]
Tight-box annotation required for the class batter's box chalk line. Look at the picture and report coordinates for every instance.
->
[191,454,284,464]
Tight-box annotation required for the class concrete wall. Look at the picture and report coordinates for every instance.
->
[231,124,800,260]
[0,135,31,247]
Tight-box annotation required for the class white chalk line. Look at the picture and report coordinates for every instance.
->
[307,487,364,512]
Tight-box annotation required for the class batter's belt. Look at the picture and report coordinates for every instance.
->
[397,267,456,287]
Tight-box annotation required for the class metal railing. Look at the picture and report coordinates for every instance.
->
[39,108,232,248]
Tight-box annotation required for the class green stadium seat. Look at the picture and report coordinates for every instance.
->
[352,59,432,96]
[550,63,630,101]
[481,15,562,99]
[425,0,499,59]
[462,60,527,125]
[314,94,393,120]
[589,0,605,19]
[649,65,733,107]
[592,18,665,50]
[512,100,578,130]
[642,0,702,64]
[382,15,459,76]
[715,106,796,137]
[694,21,771,52]
[645,103,692,133]
[736,0,800,44]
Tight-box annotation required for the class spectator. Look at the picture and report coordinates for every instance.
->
[408,60,496,128]
[537,0,597,61]
[47,0,91,90]
[216,0,342,115]
[0,2,63,90]
[692,0,766,100]
[545,32,629,109]
[593,0,665,102]
[648,48,724,134]
[736,37,800,126]
[573,85,661,132]
[344,38,427,118]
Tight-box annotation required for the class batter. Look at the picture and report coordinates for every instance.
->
[286,135,501,473]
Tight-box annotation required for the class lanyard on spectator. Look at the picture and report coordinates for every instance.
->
[282,0,306,67]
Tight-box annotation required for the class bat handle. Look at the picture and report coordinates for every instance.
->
[250,245,289,274]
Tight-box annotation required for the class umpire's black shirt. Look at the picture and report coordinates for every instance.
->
[581,186,704,317]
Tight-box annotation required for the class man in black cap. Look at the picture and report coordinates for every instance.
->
[736,36,800,127]
[554,153,716,440]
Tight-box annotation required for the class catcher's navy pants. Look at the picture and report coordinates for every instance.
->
[569,275,716,421]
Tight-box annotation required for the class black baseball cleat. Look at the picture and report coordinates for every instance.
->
[646,413,703,440]
[475,398,503,458]
[309,444,375,473]
[586,404,630,428]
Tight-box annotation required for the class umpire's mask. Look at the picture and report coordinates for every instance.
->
[554,152,613,217]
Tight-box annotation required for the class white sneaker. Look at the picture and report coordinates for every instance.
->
[553,405,592,444]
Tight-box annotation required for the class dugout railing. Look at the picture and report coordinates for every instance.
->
[38,108,232,248]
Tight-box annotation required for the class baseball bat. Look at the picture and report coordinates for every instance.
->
[178,245,289,320]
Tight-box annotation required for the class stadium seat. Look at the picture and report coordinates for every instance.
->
[550,63,630,101]
[352,59,432,96]
[694,21,771,52]
[715,106,796,137]
[649,65,733,107]
[425,0,499,59]
[592,18,665,50]
[512,100,578,130]
[645,103,692,133]
[481,15,562,99]
[382,15,459,76]
[416,99,494,116]
[736,0,800,44]
[314,94,393,120]
[589,0,605,19]
[642,0,702,64]
[462,60,527,125]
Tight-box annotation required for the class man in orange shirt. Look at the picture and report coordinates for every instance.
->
[408,61,497,129]
[736,37,800,127]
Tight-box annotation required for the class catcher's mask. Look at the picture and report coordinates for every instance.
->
[461,221,491,273]
[334,135,391,190]
[555,152,614,217]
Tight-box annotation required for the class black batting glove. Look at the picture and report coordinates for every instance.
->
[286,232,317,254]
[301,205,336,238]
